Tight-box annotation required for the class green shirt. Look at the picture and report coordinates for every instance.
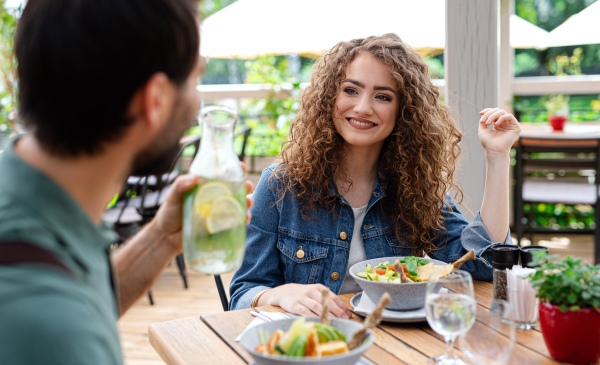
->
[0,138,123,364]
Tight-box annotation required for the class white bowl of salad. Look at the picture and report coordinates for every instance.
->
[349,256,448,311]
[239,316,373,365]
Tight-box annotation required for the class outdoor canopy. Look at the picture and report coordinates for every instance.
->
[200,0,550,59]
[542,0,600,48]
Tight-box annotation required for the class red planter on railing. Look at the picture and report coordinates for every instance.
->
[548,115,567,131]
[539,301,600,364]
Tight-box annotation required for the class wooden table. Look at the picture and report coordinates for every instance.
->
[148,281,562,365]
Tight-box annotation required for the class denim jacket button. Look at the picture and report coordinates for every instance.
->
[296,249,305,259]
[339,232,347,240]
[331,272,340,280]
[373,192,380,197]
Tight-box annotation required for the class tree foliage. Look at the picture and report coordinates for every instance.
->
[0,1,19,131]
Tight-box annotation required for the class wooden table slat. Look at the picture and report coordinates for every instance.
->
[148,316,246,365]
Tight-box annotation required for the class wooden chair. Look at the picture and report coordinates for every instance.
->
[514,137,600,264]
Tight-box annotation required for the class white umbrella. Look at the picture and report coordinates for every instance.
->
[510,14,549,49]
[543,1,600,48]
[200,0,548,59]
[200,0,445,59]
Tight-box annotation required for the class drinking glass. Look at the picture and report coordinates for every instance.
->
[182,106,247,275]
[425,271,475,365]
[459,300,517,365]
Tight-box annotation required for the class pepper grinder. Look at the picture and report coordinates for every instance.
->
[492,245,521,301]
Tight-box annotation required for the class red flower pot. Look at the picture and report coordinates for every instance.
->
[539,301,600,364]
[548,115,567,131]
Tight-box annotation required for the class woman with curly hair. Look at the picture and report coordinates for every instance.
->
[229,33,520,317]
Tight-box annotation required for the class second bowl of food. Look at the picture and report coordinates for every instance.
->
[238,316,373,365]
[349,256,451,310]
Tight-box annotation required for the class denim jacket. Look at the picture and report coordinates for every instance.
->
[229,163,511,310]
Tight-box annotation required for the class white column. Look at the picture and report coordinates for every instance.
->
[500,0,514,113]
[445,0,499,221]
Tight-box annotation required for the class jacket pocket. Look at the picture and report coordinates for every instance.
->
[277,232,329,285]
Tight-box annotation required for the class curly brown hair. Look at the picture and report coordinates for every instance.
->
[272,33,463,255]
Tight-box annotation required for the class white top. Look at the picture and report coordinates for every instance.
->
[339,205,368,294]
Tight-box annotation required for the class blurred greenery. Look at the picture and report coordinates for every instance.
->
[523,203,596,231]
[0,1,20,133]
[513,94,600,123]
[238,55,299,157]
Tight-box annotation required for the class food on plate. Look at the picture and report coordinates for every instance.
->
[355,256,432,283]
[254,317,349,357]
[415,262,453,281]
[354,255,475,282]
[393,260,410,283]
[417,250,477,281]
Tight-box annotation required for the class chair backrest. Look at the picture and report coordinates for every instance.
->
[514,137,600,215]
[518,137,600,171]
[235,125,252,162]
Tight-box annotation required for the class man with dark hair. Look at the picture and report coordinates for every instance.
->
[0,1,246,363]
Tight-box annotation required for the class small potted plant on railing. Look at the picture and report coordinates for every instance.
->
[544,94,570,131]
[529,255,600,364]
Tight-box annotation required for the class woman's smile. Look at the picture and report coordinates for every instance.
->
[347,117,377,129]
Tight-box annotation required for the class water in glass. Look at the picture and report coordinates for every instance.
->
[425,270,475,365]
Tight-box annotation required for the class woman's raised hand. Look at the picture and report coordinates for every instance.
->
[259,283,353,319]
[478,108,521,156]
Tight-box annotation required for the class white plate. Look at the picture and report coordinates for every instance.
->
[350,293,427,323]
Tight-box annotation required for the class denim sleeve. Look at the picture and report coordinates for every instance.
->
[425,194,512,281]
[229,165,285,310]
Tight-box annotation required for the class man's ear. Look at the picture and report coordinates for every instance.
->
[135,72,176,132]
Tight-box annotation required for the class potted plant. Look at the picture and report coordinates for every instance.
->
[529,255,600,364]
[544,94,570,131]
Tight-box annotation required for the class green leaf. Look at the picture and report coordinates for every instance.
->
[567,293,577,304]
[404,257,419,277]
[560,304,568,312]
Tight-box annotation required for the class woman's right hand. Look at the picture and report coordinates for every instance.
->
[258,284,353,319]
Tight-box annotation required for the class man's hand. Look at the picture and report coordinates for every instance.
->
[153,165,254,253]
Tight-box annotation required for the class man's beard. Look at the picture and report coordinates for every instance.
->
[130,95,196,177]
[130,139,181,177]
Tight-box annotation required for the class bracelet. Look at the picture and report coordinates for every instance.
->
[250,289,271,308]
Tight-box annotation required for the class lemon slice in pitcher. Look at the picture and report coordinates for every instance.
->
[206,196,244,234]
[194,182,232,217]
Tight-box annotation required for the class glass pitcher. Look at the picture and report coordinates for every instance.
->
[182,106,246,274]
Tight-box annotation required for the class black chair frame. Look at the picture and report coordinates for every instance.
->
[514,137,600,264]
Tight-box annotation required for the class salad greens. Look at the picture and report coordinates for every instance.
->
[355,257,430,283]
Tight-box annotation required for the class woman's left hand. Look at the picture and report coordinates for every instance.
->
[478,108,521,156]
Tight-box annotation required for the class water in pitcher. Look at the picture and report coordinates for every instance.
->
[182,106,246,274]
